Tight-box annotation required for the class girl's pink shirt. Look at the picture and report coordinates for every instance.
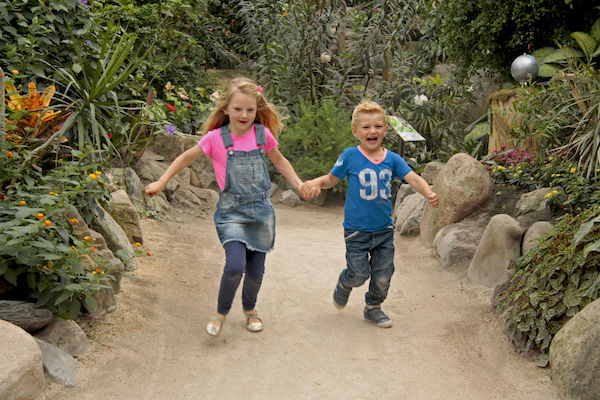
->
[198,124,278,190]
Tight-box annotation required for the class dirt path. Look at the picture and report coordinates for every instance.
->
[44,204,557,400]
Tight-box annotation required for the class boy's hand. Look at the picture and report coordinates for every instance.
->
[426,192,439,208]
[299,180,321,200]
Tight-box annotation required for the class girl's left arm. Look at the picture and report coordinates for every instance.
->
[267,148,302,191]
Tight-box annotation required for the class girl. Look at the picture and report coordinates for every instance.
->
[145,77,310,337]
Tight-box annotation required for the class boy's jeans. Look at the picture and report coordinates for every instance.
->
[340,226,395,307]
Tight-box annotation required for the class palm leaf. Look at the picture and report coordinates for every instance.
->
[571,32,598,61]
[538,63,563,78]
[464,121,490,143]
[542,48,584,64]
[590,18,600,42]
[532,47,557,62]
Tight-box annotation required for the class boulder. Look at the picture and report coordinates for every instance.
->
[34,318,90,358]
[91,203,137,271]
[421,161,445,185]
[394,193,425,236]
[0,320,44,400]
[172,185,219,213]
[550,297,600,400]
[272,189,302,207]
[106,167,146,213]
[108,189,144,244]
[433,216,487,271]
[467,214,523,288]
[135,161,180,202]
[522,221,554,256]
[420,153,493,246]
[0,300,53,331]
[36,338,79,387]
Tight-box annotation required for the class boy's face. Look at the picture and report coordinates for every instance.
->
[352,112,388,153]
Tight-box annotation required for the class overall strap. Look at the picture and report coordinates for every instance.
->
[220,124,234,149]
[254,124,266,146]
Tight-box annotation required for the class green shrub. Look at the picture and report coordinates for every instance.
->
[484,147,600,215]
[496,206,600,364]
[0,0,94,78]
[276,100,354,191]
[0,141,144,319]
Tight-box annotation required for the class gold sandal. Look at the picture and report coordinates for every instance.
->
[206,314,226,337]
[243,309,263,333]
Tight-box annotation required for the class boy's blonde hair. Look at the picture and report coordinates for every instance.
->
[351,99,387,129]
[201,77,284,138]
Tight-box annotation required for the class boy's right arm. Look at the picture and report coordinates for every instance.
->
[301,173,340,198]
[145,145,205,197]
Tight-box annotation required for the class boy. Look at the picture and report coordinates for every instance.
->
[304,99,439,327]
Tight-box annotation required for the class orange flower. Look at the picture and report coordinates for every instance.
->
[90,246,96,252]
[89,173,97,179]
[84,236,91,241]
[36,213,44,219]
[19,200,26,206]
[283,10,289,16]
[6,151,12,158]
[48,262,53,269]
[135,242,142,247]
[69,218,78,224]
[44,220,51,226]
[94,171,102,175]
[146,251,151,256]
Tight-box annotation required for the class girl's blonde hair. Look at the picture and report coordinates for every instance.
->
[201,77,284,138]
[351,99,387,129]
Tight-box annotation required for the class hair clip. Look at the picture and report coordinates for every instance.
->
[257,85,263,94]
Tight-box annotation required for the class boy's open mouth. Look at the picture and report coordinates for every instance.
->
[367,137,378,144]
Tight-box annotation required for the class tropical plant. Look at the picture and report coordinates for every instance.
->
[4,81,65,139]
[235,0,421,112]
[511,66,600,179]
[0,0,96,78]
[436,0,599,78]
[533,18,600,78]
[496,206,600,365]
[37,26,155,164]
[276,99,354,190]
[1,142,114,318]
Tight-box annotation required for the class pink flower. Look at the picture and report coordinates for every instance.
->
[257,85,263,93]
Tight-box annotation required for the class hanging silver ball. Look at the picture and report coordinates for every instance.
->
[511,54,539,82]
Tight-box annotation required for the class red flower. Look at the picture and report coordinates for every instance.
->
[166,104,176,113]
[187,104,192,109]
[108,132,113,139]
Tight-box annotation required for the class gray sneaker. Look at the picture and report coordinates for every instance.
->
[364,306,393,328]
[333,281,352,309]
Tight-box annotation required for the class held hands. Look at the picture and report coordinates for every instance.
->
[426,192,439,208]
[298,180,321,200]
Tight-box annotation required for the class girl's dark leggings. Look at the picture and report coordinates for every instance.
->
[217,241,266,315]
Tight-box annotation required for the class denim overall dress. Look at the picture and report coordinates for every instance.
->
[213,124,276,253]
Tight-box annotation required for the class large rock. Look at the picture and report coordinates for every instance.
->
[135,161,180,202]
[108,189,144,244]
[421,161,445,185]
[34,318,90,358]
[550,297,600,400]
[0,300,53,331]
[0,320,44,400]
[395,193,425,236]
[420,153,493,246]
[106,167,146,213]
[172,185,219,213]
[36,339,79,387]
[91,203,137,271]
[522,221,554,256]
[433,215,487,271]
[467,214,523,288]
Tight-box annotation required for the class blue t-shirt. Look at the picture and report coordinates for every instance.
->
[331,146,412,232]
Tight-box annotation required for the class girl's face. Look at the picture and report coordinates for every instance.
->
[352,111,388,154]
[224,91,258,136]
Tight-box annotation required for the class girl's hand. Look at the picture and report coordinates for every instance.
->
[299,181,320,200]
[145,181,165,197]
[426,192,439,208]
